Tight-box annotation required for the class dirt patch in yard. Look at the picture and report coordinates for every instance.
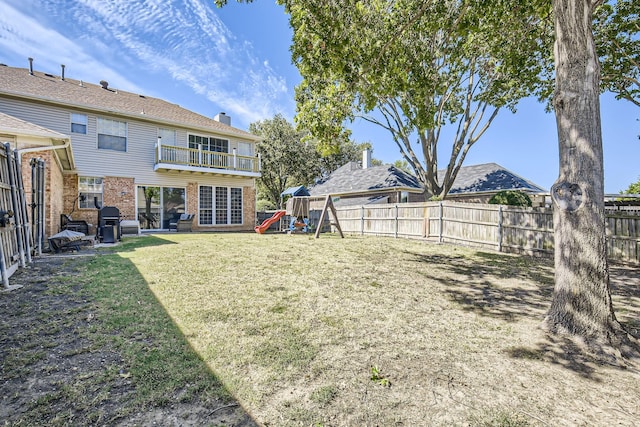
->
[1,236,639,426]
[0,251,258,427]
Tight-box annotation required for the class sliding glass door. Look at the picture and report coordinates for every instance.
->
[137,186,185,230]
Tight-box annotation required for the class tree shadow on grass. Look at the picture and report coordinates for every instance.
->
[506,334,603,380]
[609,263,640,339]
[406,250,555,322]
[406,249,640,377]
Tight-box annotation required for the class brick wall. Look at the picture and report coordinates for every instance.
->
[62,174,97,235]
[103,176,136,220]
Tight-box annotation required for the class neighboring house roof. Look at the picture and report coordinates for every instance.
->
[447,163,546,194]
[310,160,545,203]
[309,162,422,197]
[281,185,310,197]
[332,195,389,207]
[0,64,260,141]
[0,111,75,171]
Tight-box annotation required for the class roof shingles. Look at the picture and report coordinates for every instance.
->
[0,65,258,140]
[309,162,422,196]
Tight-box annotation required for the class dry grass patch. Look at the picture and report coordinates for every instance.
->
[112,233,640,426]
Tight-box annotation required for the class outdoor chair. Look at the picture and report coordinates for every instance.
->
[170,213,194,232]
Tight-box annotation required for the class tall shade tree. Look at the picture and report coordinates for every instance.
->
[217,0,638,357]
[249,114,318,209]
[215,0,552,199]
[544,0,636,359]
[285,0,553,200]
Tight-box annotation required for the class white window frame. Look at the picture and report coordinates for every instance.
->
[78,176,103,209]
[158,128,177,146]
[97,117,127,151]
[70,113,87,134]
[188,134,229,153]
[198,185,243,225]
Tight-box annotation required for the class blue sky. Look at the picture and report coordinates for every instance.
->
[1,0,638,193]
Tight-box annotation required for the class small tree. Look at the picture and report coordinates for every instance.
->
[249,114,319,209]
[621,177,640,195]
[488,191,532,207]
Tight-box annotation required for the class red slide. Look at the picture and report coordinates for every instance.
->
[254,210,286,234]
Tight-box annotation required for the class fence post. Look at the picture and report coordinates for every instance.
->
[497,205,503,252]
[438,201,443,243]
[13,150,31,263]
[393,205,398,238]
[360,205,365,235]
[4,144,25,267]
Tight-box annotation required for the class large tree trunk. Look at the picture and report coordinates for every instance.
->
[544,0,629,356]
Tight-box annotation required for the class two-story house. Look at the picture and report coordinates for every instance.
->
[0,62,261,238]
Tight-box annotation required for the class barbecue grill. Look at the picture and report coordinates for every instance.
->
[98,206,121,243]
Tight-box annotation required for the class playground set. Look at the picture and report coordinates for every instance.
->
[254,193,343,238]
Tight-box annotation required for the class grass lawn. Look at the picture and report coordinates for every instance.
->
[3,232,639,426]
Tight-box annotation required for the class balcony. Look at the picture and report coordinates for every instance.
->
[154,142,261,177]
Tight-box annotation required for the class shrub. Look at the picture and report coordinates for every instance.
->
[488,190,532,207]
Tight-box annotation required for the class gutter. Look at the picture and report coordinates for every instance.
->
[0,90,262,142]
[16,138,73,172]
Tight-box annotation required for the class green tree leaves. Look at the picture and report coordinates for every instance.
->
[283,0,554,199]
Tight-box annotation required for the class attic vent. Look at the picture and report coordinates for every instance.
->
[139,95,146,99]
[44,73,54,78]
[99,80,109,89]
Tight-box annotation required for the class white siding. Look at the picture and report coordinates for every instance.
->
[0,98,257,189]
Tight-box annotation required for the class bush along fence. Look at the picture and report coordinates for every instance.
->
[333,201,640,264]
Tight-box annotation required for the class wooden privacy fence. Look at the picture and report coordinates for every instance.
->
[0,144,36,290]
[333,201,640,264]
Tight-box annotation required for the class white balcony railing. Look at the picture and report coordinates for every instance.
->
[155,142,261,175]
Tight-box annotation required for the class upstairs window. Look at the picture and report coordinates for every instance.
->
[97,118,127,151]
[71,113,87,134]
[188,135,228,153]
[158,128,176,146]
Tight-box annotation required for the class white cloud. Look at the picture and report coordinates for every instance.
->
[0,0,294,127]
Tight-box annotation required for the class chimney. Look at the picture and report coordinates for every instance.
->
[61,64,65,81]
[362,148,372,169]
[214,112,231,126]
[99,80,109,89]
[28,57,33,75]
